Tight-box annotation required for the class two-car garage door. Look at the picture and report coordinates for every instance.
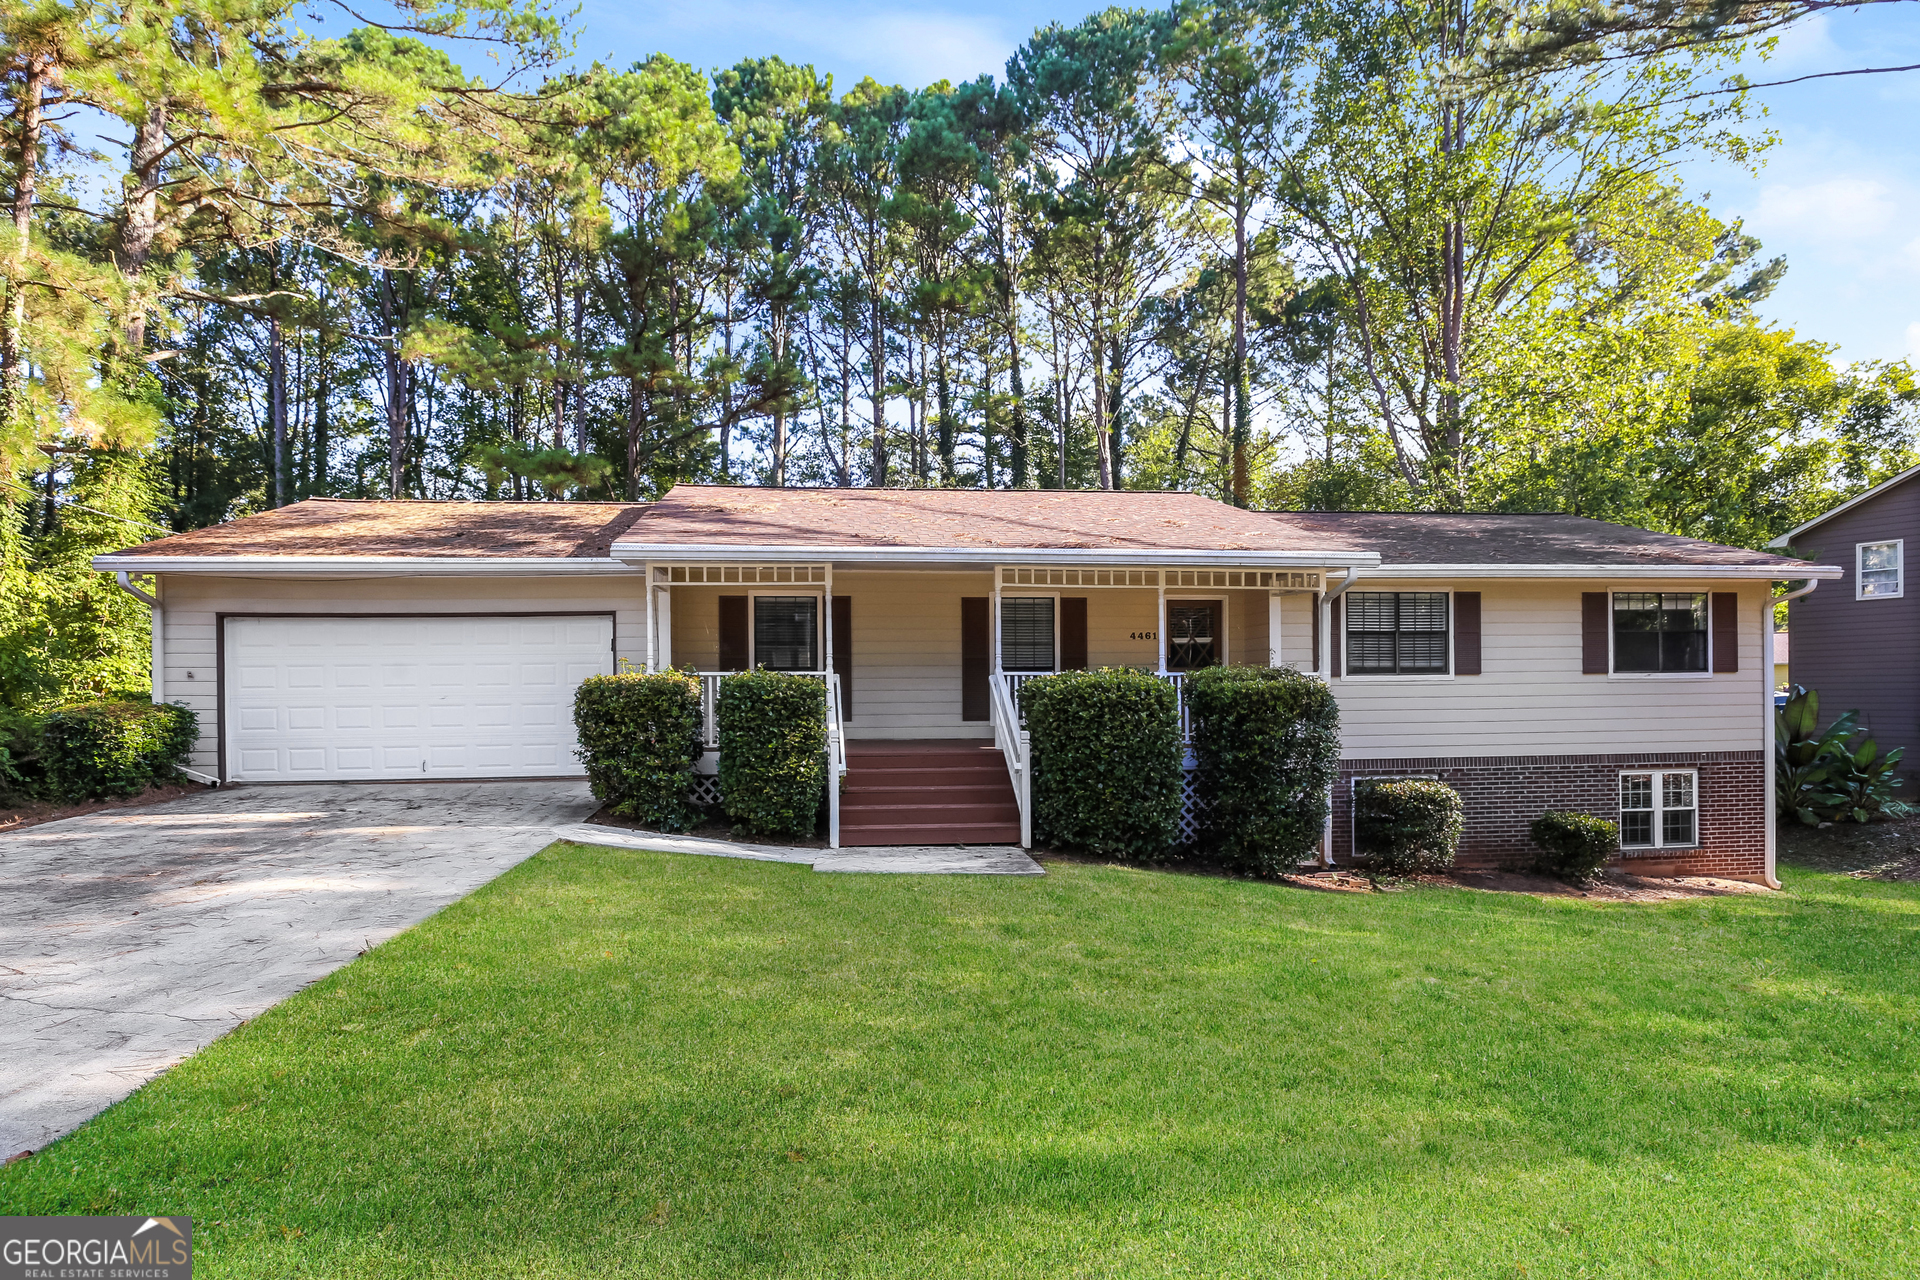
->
[224,614,614,782]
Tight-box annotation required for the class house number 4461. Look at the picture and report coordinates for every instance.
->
[1129,631,1157,640]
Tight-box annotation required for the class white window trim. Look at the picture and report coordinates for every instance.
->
[1339,590,1454,682]
[746,588,826,673]
[1607,588,1713,680]
[1163,593,1231,670]
[1619,768,1700,850]
[1856,539,1904,601]
[998,591,1062,675]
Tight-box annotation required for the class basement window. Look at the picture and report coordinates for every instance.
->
[1619,770,1697,849]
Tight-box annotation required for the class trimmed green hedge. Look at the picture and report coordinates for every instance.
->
[718,670,826,839]
[1186,665,1341,873]
[573,671,705,830]
[1022,668,1182,859]
[1529,810,1618,882]
[0,706,47,802]
[42,700,198,801]
[1353,778,1463,874]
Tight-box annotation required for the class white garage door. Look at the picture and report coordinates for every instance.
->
[225,614,614,781]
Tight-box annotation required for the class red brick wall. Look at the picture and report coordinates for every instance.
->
[1330,751,1766,878]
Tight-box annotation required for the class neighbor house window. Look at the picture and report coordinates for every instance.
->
[1858,540,1902,599]
[1612,593,1707,673]
[1619,770,1697,848]
[1346,592,1449,675]
[753,595,818,671]
[1000,597,1056,672]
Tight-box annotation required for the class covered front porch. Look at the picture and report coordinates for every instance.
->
[635,558,1343,848]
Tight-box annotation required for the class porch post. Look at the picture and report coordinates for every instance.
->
[643,562,655,672]
[655,586,672,670]
[1157,574,1167,673]
[1268,591,1282,667]
[992,566,1002,675]
[823,562,834,675]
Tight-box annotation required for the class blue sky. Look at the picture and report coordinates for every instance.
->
[562,0,1920,369]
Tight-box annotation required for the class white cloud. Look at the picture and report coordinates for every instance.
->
[1748,176,1899,242]
[1908,322,1920,361]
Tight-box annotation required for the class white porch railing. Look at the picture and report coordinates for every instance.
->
[988,672,1032,848]
[692,670,848,849]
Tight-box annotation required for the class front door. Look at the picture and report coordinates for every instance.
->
[1166,600,1222,671]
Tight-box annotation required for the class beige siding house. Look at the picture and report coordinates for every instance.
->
[96,487,1836,884]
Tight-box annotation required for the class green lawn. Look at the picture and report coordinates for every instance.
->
[5,844,1918,1278]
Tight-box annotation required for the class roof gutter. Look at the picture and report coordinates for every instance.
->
[1773,578,1821,604]
[609,543,1381,569]
[1350,563,1845,581]
[1324,565,1364,602]
[114,570,160,606]
[91,555,635,576]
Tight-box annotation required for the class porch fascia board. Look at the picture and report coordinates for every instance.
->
[1345,563,1844,581]
[612,543,1381,570]
[90,555,633,576]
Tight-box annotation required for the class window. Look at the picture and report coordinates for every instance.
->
[1612,592,1707,673]
[753,595,818,671]
[1346,592,1448,675]
[1619,770,1697,848]
[1858,540,1903,599]
[1000,597,1056,672]
[1166,601,1222,671]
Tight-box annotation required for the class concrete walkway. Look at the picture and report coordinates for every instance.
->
[0,781,597,1156]
[551,822,1045,875]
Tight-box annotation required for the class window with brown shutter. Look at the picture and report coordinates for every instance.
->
[1581,592,1608,674]
[1061,597,1088,670]
[718,595,748,671]
[960,597,989,721]
[1330,597,1342,678]
[831,594,853,719]
[1710,592,1739,673]
[1454,592,1482,675]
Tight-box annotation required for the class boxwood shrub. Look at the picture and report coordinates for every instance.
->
[1529,810,1618,882]
[1353,778,1463,873]
[42,700,198,801]
[572,671,705,830]
[1186,665,1341,873]
[718,669,826,839]
[1022,668,1181,859]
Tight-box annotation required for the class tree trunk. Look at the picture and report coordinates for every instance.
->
[935,316,954,484]
[770,299,787,487]
[572,283,588,457]
[312,317,330,494]
[1230,188,1251,507]
[268,313,287,507]
[118,101,168,354]
[1006,312,1027,489]
[2,53,44,435]
[1107,335,1126,488]
[381,270,410,499]
[870,288,886,485]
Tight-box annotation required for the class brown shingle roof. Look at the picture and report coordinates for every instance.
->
[1269,511,1811,569]
[111,499,649,558]
[617,486,1362,553]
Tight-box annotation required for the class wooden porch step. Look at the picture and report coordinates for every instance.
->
[845,768,1006,790]
[839,821,1023,847]
[839,739,1021,847]
[840,800,1020,822]
[846,782,1014,804]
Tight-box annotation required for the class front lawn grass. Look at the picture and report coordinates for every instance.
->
[4,844,1917,1277]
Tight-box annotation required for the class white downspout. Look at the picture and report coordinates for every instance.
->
[1764,578,1819,889]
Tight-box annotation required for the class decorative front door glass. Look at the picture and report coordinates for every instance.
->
[1167,602,1219,671]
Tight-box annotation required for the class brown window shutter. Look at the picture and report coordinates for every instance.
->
[1061,597,1088,670]
[831,594,853,719]
[1454,592,1482,675]
[1311,594,1321,672]
[718,595,749,671]
[1330,597,1342,678]
[1711,592,1739,673]
[1581,592,1609,674]
[960,597,989,721]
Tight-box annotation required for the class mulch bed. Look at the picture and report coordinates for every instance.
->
[583,804,829,850]
[0,781,206,836]
[1776,810,1920,880]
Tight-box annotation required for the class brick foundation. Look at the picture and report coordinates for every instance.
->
[1331,751,1767,880]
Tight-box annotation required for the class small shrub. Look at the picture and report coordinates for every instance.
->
[718,669,826,839]
[42,700,198,801]
[1186,665,1341,873]
[1529,810,1618,881]
[573,671,705,830]
[1775,684,1906,823]
[0,706,48,802]
[1022,668,1182,859]
[1353,778,1463,873]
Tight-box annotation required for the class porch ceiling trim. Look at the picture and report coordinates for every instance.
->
[611,543,1381,569]
[89,555,634,576]
[1344,563,1844,581]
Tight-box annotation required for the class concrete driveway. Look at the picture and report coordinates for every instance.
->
[0,781,595,1155]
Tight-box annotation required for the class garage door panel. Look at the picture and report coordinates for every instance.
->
[226,614,611,782]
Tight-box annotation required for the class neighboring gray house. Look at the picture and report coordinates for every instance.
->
[1770,464,1920,766]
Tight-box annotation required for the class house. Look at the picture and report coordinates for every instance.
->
[1774,630,1789,691]
[95,487,1835,884]
[1768,464,1920,768]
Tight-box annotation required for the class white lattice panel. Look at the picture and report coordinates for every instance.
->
[689,773,721,809]
[1178,767,1206,846]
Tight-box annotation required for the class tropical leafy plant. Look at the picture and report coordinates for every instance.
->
[1774,685,1905,824]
